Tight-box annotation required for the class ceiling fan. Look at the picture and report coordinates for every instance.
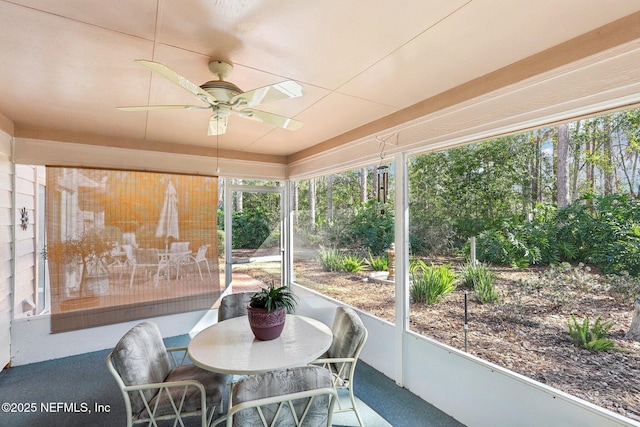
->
[118,60,304,135]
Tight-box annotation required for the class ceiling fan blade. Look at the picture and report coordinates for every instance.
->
[135,60,218,105]
[231,80,303,107]
[118,105,210,111]
[208,114,228,136]
[239,109,303,131]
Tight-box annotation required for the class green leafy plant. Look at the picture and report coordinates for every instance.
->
[476,227,540,268]
[317,246,365,273]
[410,261,456,305]
[317,246,343,272]
[367,253,389,271]
[340,254,366,273]
[474,273,499,304]
[567,315,615,352]
[460,261,490,289]
[460,261,499,303]
[249,282,298,313]
[232,207,271,249]
[344,200,394,256]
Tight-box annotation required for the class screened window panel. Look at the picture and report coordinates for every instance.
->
[45,168,220,333]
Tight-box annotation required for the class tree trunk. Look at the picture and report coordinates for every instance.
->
[603,116,614,195]
[557,123,569,208]
[531,131,542,205]
[626,297,640,341]
[293,181,299,226]
[327,175,333,222]
[586,134,595,196]
[235,179,243,211]
[571,120,581,200]
[309,178,316,231]
[373,164,379,202]
[360,167,368,203]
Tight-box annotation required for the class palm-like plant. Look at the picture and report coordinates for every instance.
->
[249,283,298,313]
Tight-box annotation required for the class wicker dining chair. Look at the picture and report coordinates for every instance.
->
[213,365,337,427]
[310,306,368,427]
[107,321,228,427]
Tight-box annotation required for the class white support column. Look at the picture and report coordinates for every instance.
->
[224,178,232,289]
[282,180,293,286]
[394,152,410,387]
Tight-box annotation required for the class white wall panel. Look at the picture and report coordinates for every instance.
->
[10,310,211,365]
[0,131,13,369]
[12,165,36,319]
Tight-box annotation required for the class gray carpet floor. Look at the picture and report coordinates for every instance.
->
[0,335,464,426]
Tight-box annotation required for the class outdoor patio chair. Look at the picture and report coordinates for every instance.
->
[217,291,254,322]
[129,248,170,287]
[113,244,134,280]
[168,241,192,277]
[178,244,211,280]
[122,232,138,249]
[310,306,368,427]
[212,365,337,427]
[170,241,190,252]
[107,321,228,427]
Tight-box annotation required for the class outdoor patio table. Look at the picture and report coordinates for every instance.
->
[158,249,191,279]
[188,314,332,375]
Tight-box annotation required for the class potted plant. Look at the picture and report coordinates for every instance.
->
[247,283,298,340]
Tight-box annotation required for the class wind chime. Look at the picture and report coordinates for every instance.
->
[377,164,389,204]
[376,134,395,215]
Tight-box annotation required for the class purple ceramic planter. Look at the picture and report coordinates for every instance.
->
[247,306,286,340]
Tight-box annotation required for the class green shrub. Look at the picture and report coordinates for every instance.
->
[474,273,499,304]
[475,226,541,268]
[317,247,365,273]
[317,246,343,272]
[232,207,270,249]
[340,254,366,273]
[410,261,456,305]
[344,201,394,256]
[408,257,423,275]
[567,315,615,352]
[460,261,489,289]
[216,230,225,257]
[460,261,499,303]
[367,253,389,271]
[555,194,640,276]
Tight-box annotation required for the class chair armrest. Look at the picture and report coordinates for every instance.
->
[167,346,190,367]
[212,388,338,427]
[123,379,206,395]
[311,357,356,364]
[310,357,358,385]
[124,379,208,420]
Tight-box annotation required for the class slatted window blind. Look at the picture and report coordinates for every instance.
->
[46,168,220,333]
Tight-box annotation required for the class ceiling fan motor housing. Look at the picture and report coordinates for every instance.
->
[201,80,242,104]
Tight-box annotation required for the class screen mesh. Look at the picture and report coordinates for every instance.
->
[45,168,220,333]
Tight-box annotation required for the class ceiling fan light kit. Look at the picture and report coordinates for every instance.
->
[118,60,304,136]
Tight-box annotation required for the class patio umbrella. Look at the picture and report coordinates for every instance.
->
[155,180,179,251]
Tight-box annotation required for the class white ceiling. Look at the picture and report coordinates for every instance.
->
[1,0,640,162]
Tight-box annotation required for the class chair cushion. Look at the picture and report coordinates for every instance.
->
[326,307,366,382]
[328,307,366,359]
[232,366,332,426]
[141,365,227,418]
[218,292,253,322]
[111,322,171,415]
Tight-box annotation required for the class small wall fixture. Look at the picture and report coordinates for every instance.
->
[19,207,29,230]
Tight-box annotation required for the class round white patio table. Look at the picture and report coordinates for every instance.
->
[188,314,333,375]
